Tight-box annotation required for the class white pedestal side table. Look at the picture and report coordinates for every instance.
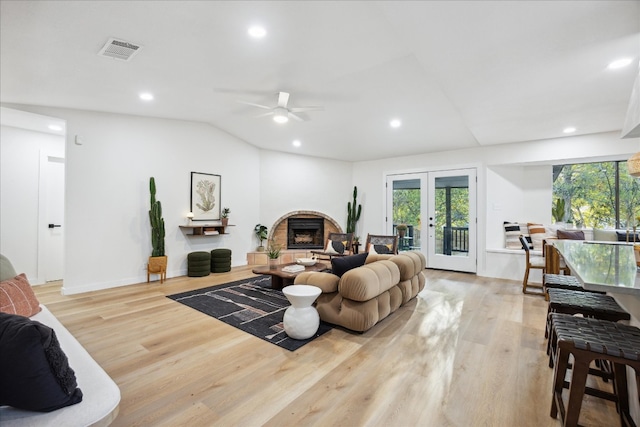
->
[282,285,322,339]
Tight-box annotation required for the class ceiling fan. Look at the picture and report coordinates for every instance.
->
[238,91,323,123]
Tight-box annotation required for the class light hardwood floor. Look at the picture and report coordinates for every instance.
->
[34,268,619,427]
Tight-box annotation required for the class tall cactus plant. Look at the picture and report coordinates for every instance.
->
[149,177,165,257]
[346,186,362,234]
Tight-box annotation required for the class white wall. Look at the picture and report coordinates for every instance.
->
[2,105,260,294]
[1,104,354,294]
[258,150,353,239]
[0,123,65,283]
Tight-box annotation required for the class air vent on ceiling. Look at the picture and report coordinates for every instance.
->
[98,38,143,61]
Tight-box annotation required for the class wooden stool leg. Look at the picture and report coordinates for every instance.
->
[551,347,570,419]
[522,267,530,293]
[613,363,630,425]
[564,354,591,427]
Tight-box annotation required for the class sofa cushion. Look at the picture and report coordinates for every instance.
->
[339,260,400,302]
[1,273,42,317]
[0,254,17,281]
[504,222,524,249]
[557,229,585,240]
[593,229,618,241]
[0,312,83,412]
[331,253,368,277]
[616,231,640,242]
[527,223,553,251]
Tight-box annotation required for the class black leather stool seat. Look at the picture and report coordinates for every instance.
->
[549,313,640,427]
[547,288,630,321]
[543,274,605,294]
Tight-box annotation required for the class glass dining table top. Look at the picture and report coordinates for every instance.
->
[553,240,640,294]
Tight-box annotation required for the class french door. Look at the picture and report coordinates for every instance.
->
[386,168,477,273]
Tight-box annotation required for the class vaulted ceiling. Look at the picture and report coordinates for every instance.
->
[1,1,638,161]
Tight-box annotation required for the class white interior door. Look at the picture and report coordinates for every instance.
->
[40,154,65,281]
[386,168,477,273]
[427,169,476,273]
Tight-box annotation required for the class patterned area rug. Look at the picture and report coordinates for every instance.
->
[167,275,332,351]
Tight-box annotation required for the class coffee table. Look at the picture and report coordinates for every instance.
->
[251,262,327,289]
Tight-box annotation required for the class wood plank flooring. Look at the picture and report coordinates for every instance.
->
[34,268,619,426]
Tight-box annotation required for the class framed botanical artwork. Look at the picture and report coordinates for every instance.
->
[190,172,221,221]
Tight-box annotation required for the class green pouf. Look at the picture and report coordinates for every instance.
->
[188,251,211,277]
[210,248,231,272]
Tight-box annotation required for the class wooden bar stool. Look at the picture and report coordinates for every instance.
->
[549,313,640,427]
[545,288,630,368]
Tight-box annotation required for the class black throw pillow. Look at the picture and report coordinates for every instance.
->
[331,253,368,278]
[0,312,83,412]
[616,231,640,242]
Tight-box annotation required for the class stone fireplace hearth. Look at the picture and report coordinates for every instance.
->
[270,211,343,251]
[247,211,343,266]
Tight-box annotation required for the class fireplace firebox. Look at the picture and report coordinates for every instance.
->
[287,218,324,249]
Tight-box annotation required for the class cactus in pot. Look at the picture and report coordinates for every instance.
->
[149,177,165,257]
[346,186,362,234]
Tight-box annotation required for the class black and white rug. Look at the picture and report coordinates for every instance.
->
[167,275,332,351]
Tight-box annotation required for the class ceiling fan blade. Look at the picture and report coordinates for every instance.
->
[288,112,305,122]
[255,111,275,118]
[289,106,324,113]
[237,100,272,110]
[277,92,290,108]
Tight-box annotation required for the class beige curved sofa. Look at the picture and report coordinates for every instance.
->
[294,251,426,332]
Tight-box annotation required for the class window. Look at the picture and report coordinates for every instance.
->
[552,161,640,229]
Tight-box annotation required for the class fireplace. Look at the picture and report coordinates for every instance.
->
[287,218,324,249]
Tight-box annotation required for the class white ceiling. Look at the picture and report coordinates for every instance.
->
[1,1,638,162]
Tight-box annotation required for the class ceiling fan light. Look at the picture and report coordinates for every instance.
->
[628,152,640,177]
[273,107,289,123]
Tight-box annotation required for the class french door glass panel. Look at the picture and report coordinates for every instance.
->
[387,169,476,273]
[427,169,476,273]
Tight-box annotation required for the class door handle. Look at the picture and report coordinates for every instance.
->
[429,224,434,228]
[48,224,62,228]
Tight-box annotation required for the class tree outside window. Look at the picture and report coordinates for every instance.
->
[552,161,640,229]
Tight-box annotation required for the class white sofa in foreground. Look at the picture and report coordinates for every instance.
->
[0,255,120,426]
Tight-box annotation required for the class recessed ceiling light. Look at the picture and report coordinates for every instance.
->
[139,92,154,101]
[248,26,267,38]
[390,119,402,128]
[608,58,633,70]
[48,125,63,131]
[292,140,301,147]
[563,127,576,134]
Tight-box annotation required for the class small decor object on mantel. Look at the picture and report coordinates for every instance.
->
[221,207,230,226]
[148,177,167,284]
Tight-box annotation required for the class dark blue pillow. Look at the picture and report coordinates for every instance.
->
[617,231,640,242]
[331,253,368,278]
[0,312,83,412]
